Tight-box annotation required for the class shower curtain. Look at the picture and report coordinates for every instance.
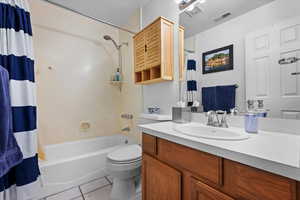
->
[0,0,41,199]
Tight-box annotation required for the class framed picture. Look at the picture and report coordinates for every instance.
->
[202,45,234,74]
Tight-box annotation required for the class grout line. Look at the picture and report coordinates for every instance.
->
[83,184,112,196]
[42,186,80,199]
[42,176,108,199]
[78,186,86,200]
[105,176,112,184]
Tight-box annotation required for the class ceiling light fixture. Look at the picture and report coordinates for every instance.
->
[186,4,195,12]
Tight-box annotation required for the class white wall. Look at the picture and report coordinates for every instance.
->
[141,0,181,114]
[30,0,124,145]
[186,0,300,111]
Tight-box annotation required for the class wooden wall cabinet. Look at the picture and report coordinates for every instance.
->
[142,133,299,200]
[133,17,174,85]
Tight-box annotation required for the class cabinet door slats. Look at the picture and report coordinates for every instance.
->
[133,17,174,84]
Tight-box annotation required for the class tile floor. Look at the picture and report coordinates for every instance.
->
[40,176,116,200]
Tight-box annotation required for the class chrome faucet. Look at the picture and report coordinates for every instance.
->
[206,110,228,128]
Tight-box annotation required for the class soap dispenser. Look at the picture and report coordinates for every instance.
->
[244,100,258,134]
[256,100,268,118]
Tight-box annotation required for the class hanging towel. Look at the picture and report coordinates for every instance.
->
[216,85,236,113]
[202,85,237,113]
[0,66,23,178]
[202,86,217,112]
[186,59,198,106]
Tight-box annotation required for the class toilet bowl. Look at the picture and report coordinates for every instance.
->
[106,144,142,200]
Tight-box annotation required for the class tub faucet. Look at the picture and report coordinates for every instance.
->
[121,126,130,132]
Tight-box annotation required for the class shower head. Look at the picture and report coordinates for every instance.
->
[103,35,120,50]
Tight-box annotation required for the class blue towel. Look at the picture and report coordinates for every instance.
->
[187,60,196,71]
[216,85,236,113]
[202,85,236,113]
[202,86,217,112]
[0,66,23,178]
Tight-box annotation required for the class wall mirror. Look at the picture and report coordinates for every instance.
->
[179,0,300,119]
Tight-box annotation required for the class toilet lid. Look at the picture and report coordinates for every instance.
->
[107,144,142,163]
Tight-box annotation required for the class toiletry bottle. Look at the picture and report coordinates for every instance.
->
[115,68,121,82]
[245,100,258,134]
[256,100,267,118]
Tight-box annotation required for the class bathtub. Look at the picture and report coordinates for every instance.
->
[37,134,135,198]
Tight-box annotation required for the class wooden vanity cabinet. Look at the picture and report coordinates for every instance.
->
[142,133,299,200]
[133,17,174,85]
[142,153,181,200]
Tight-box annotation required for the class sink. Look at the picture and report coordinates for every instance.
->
[174,123,250,141]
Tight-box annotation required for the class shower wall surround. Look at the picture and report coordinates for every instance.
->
[29,0,141,145]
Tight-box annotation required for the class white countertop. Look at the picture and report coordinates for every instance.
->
[140,113,172,121]
[139,122,300,181]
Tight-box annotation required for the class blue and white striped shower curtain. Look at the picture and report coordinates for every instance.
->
[0,0,41,199]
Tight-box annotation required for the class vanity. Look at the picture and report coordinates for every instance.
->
[139,121,300,200]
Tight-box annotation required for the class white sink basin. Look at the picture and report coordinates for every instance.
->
[174,123,250,141]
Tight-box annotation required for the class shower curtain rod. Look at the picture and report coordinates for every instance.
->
[40,0,137,35]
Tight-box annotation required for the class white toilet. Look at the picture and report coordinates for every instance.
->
[106,144,142,200]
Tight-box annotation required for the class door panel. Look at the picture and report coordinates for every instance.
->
[190,178,234,200]
[145,21,161,69]
[142,153,181,200]
[134,31,146,71]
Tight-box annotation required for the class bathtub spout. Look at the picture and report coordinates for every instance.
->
[121,127,130,132]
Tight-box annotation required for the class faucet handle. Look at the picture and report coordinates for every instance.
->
[206,110,216,126]
[220,112,229,128]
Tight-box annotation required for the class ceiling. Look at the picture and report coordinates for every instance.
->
[45,0,152,32]
[180,0,274,37]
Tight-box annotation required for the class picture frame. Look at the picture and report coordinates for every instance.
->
[202,44,234,74]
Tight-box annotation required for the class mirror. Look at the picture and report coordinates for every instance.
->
[179,0,300,119]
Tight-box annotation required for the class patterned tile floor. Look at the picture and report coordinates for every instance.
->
[39,176,138,200]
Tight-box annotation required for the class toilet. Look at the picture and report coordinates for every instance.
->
[106,144,142,200]
[107,113,171,200]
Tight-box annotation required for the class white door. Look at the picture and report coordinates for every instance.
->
[245,27,279,117]
[275,17,300,119]
[245,16,300,119]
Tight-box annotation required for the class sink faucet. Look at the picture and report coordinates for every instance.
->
[206,110,228,128]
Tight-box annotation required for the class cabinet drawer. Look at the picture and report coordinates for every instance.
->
[157,139,223,186]
[234,162,297,200]
[191,178,235,200]
[142,134,157,156]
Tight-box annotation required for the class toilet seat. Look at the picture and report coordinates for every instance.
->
[107,144,142,164]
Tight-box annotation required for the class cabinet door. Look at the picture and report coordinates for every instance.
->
[191,178,234,200]
[142,153,181,200]
[179,26,185,81]
[145,20,161,69]
[134,31,146,71]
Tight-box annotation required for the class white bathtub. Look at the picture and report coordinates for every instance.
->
[38,134,135,198]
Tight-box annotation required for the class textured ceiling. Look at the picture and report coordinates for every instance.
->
[180,0,274,37]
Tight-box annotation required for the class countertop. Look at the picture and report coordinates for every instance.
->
[139,122,300,181]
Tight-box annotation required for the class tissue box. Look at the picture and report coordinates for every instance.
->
[172,107,191,123]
